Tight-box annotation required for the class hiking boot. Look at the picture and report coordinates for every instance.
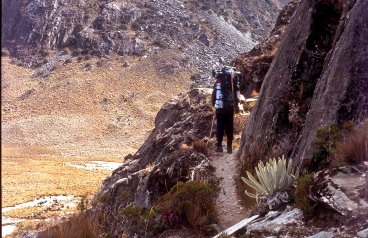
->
[227,146,232,154]
[216,146,223,152]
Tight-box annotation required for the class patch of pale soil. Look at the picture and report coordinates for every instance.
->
[211,148,250,228]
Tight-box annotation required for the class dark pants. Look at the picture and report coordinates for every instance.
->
[216,109,234,147]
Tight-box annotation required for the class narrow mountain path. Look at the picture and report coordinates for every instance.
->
[211,148,249,228]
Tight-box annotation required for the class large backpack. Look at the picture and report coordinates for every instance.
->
[212,66,241,110]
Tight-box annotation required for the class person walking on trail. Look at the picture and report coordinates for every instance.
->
[211,66,241,154]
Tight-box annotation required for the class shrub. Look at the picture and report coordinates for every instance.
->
[295,173,315,216]
[152,39,168,49]
[190,73,201,81]
[2,49,10,57]
[63,47,71,55]
[120,205,142,219]
[73,48,83,56]
[119,24,128,30]
[335,125,368,165]
[44,213,100,238]
[152,180,220,229]
[131,22,141,30]
[10,58,18,64]
[84,62,92,70]
[84,54,91,60]
[311,123,341,171]
[124,153,133,160]
[64,56,72,64]
[98,193,108,203]
[192,140,209,156]
[51,64,60,71]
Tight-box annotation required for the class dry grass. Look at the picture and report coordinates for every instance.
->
[1,147,112,210]
[234,114,248,134]
[41,213,100,238]
[3,207,43,219]
[251,90,259,98]
[334,125,368,165]
[192,140,209,156]
[9,220,45,237]
[184,202,208,228]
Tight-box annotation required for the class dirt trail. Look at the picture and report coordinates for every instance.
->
[211,148,249,228]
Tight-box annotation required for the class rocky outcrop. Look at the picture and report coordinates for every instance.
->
[238,0,368,167]
[233,0,299,98]
[310,165,368,218]
[90,88,216,237]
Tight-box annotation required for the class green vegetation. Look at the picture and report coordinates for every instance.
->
[131,22,141,31]
[241,155,299,199]
[311,121,366,170]
[295,173,315,216]
[98,193,108,203]
[152,179,220,229]
[311,123,341,170]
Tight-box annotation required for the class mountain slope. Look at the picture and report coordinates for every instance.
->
[2,0,284,82]
[1,49,191,158]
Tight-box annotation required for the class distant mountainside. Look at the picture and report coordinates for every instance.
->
[2,0,285,83]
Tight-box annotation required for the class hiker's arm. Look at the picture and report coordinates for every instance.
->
[211,83,216,107]
[235,78,240,113]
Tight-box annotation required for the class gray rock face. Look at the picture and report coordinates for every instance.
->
[245,208,303,235]
[238,0,368,167]
[90,88,216,237]
[358,228,368,238]
[306,231,335,238]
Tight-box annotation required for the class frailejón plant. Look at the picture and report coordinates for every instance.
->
[241,155,299,199]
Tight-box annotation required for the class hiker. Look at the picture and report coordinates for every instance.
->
[211,66,241,154]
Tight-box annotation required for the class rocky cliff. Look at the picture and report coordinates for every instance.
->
[237,0,368,167]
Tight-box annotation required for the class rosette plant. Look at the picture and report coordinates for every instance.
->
[241,155,299,200]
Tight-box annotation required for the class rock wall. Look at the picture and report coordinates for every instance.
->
[238,0,368,167]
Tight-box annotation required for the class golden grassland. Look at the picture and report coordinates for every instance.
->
[1,147,121,218]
